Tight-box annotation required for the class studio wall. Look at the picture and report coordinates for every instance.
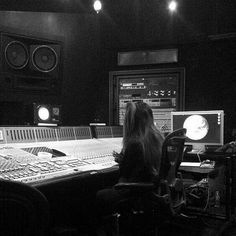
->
[94,0,236,142]
[0,11,100,125]
[0,0,235,144]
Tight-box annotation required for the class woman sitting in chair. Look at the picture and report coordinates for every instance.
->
[96,101,164,218]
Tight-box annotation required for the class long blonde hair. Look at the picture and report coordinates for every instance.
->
[122,102,163,176]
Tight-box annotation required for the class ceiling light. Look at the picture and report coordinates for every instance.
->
[93,0,102,13]
[168,1,177,12]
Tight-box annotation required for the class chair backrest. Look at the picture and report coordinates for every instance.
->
[159,128,187,185]
[0,180,49,236]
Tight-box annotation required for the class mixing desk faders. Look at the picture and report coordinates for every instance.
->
[0,138,122,185]
[0,154,95,185]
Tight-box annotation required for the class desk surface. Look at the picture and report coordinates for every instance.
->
[179,164,214,174]
[184,151,232,162]
[181,151,231,173]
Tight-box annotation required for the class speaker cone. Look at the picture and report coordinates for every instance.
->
[5,41,29,69]
[37,106,50,121]
[32,45,58,73]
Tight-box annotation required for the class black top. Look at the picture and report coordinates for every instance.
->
[119,140,154,183]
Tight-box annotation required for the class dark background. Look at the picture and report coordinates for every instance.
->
[0,0,235,142]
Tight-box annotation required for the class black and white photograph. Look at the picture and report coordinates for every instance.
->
[0,1,236,235]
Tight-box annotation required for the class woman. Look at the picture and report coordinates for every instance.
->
[96,101,164,216]
[116,101,163,183]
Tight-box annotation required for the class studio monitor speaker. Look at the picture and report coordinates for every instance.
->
[33,103,62,126]
[0,32,62,93]
[24,103,62,126]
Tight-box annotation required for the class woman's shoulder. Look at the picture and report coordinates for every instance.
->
[152,129,164,143]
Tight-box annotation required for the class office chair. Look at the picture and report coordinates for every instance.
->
[112,128,187,236]
[159,128,187,212]
[0,179,50,236]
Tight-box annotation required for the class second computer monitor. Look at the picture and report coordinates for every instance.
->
[171,110,224,152]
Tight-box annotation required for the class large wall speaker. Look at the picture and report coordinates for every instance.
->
[0,32,62,93]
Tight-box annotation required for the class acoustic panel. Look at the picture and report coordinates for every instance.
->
[118,49,178,66]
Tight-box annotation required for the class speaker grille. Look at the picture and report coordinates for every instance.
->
[5,41,29,69]
[31,45,58,73]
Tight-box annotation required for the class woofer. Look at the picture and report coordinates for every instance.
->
[31,45,58,73]
[5,41,29,70]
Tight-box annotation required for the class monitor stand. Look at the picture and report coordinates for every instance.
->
[191,143,205,153]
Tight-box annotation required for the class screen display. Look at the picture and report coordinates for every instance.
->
[118,75,179,133]
[171,110,224,150]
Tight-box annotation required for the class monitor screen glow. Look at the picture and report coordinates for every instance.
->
[171,110,224,151]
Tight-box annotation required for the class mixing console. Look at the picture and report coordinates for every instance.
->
[75,138,122,168]
[0,154,92,185]
[0,137,122,185]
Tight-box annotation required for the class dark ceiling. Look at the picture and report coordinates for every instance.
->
[1,0,235,33]
[0,0,235,18]
[0,0,94,13]
[0,0,235,46]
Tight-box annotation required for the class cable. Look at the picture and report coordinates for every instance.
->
[196,148,204,163]
[203,176,210,211]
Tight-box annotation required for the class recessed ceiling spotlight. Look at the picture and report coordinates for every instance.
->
[93,0,102,13]
[168,0,178,12]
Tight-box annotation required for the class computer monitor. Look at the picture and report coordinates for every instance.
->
[171,110,224,151]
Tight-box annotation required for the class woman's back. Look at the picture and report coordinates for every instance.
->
[119,131,163,183]
[119,102,164,182]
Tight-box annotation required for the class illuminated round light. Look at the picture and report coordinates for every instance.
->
[38,107,50,121]
[93,0,102,13]
[168,1,177,12]
[183,115,209,140]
